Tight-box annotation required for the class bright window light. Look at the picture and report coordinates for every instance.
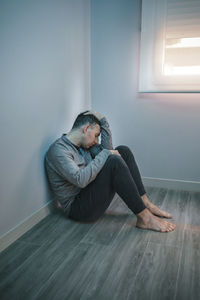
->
[163,37,200,76]
[164,65,200,76]
[166,37,200,48]
[139,0,200,92]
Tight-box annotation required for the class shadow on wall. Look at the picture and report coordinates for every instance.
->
[12,137,59,218]
[42,137,59,214]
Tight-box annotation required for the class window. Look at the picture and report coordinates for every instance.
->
[139,0,200,92]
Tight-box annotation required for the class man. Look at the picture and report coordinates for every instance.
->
[45,110,176,232]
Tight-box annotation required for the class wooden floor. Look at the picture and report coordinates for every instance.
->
[0,187,200,300]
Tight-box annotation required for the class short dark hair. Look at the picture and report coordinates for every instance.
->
[72,110,101,130]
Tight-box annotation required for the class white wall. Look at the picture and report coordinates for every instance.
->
[91,0,200,183]
[0,0,91,238]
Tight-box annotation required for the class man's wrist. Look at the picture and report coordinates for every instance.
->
[83,110,104,121]
[96,112,104,121]
[99,116,107,125]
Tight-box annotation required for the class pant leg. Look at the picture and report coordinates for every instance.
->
[68,154,146,222]
[115,145,146,196]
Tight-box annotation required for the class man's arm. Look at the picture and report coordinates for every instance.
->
[100,117,113,150]
[84,110,113,150]
[84,110,113,158]
[46,145,111,188]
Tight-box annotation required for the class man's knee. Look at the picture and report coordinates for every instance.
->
[115,145,133,156]
[106,153,128,169]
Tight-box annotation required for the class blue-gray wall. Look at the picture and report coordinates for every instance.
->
[91,0,200,182]
[0,0,91,238]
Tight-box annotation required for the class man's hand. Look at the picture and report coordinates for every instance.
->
[110,150,121,157]
[83,110,103,121]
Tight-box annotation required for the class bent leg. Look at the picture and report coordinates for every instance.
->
[69,154,146,222]
[115,145,172,219]
[115,145,146,196]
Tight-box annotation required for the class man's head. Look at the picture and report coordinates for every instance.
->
[71,111,101,149]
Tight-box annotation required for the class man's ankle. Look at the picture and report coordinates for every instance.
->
[137,208,150,219]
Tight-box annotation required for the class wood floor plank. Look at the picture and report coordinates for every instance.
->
[81,213,129,246]
[175,228,200,300]
[36,223,149,300]
[185,191,200,229]
[148,189,189,247]
[127,242,181,300]
[17,213,61,245]
[144,186,154,194]
[18,212,95,247]
[0,241,39,279]
[0,217,95,300]
[146,187,168,207]
[34,242,108,300]
[0,241,69,300]
[80,224,150,300]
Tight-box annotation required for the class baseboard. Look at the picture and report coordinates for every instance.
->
[0,201,53,253]
[142,177,200,192]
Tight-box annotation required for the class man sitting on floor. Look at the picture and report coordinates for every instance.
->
[45,110,176,232]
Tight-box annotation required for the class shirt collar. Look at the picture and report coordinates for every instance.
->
[61,134,80,150]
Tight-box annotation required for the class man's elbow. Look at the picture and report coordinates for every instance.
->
[76,180,87,188]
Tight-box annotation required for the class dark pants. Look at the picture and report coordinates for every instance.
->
[68,145,146,222]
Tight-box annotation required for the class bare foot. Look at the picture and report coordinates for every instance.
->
[146,203,172,218]
[141,194,172,219]
[136,208,176,232]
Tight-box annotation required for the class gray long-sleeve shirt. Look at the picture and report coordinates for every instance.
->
[45,117,113,215]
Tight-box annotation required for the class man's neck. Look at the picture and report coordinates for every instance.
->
[66,130,81,148]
